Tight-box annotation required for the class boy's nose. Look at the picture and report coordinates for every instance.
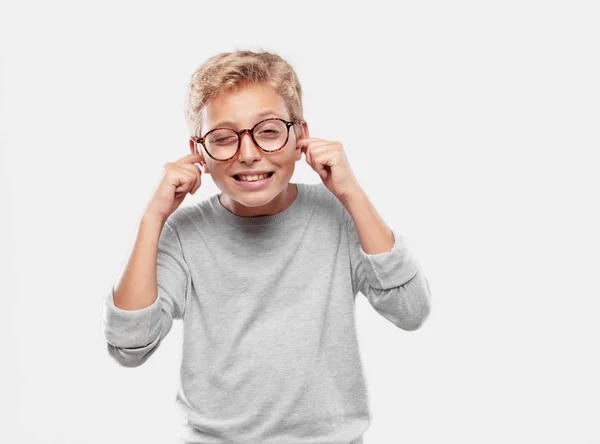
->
[237,131,262,162]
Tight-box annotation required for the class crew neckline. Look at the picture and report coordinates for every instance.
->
[209,182,308,227]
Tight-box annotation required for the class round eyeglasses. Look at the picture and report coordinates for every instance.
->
[191,118,300,162]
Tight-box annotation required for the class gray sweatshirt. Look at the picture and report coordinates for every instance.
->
[102,182,431,444]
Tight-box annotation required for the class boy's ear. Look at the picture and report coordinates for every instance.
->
[295,120,309,161]
[189,138,210,174]
[299,119,309,140]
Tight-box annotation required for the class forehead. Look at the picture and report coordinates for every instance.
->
[203,84,287,130]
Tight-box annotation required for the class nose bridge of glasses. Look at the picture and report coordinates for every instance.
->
[237,127,263,158]
[238,127,260,147]
[238,128,253,138]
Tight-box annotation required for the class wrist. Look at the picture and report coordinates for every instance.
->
[339,185,367,211]
[141,209,167,228]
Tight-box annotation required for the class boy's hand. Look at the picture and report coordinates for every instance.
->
[145,152,203,223]
[296,137,363,203]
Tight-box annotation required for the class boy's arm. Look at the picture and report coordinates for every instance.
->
[342,191,431,331]
[101,214,190,367]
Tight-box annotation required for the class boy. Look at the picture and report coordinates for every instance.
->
[102,50,431,444]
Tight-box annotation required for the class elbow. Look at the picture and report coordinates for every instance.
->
[402,286,432,331]
[106,344,145,368]
[402,305,430,331]
[105,335,161,368]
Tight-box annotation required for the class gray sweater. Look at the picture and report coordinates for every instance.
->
[102,182,431,444]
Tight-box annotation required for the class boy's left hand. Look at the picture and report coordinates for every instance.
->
[296,137,362,202]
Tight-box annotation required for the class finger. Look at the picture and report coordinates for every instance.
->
[311,152,324,172]
[306,144,329,160]
[191,164,202,194]
[296,137,327,152]
[314,152,336,172]
[303,142,330,163]
[310,152,330,180]
[182,163,202,194]
[296,137,326,146]
[191,175,202,194]
[172,165,197,193]
[180,152,204,164]
[305,143,330,168]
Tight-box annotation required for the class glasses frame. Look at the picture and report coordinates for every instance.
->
[191,118,300,162]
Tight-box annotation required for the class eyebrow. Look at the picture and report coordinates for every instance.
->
[211,110,283,129]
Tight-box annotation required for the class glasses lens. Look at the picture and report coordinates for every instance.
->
[254,119,288,151]
[205,129,239,160]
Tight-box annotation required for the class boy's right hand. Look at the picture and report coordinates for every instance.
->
[145,153,204,223]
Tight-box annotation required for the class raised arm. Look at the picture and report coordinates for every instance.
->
[344,197,431,331]
[101,213,190,367]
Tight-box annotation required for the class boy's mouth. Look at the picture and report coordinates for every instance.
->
[233,171,275,182]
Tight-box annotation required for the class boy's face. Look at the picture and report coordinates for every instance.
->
[189,83,309,216]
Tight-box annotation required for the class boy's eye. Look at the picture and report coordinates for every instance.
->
[257,129,281,136]
[210,135,237,145]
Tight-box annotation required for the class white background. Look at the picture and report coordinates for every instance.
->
[1,1,599,443]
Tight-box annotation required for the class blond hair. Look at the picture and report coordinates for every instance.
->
[184,50,303,139]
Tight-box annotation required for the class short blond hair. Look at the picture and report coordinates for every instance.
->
[184,50,304,139]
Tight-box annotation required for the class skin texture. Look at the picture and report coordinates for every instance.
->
[188,83,309,217]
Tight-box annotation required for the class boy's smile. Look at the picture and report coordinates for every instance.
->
[189,83,309,218]
[231,170,275,189]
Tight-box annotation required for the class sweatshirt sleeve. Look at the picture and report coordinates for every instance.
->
[345,209,431,331]
[102,220,190,367]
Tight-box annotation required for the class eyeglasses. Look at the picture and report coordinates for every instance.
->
[192,118,300,162]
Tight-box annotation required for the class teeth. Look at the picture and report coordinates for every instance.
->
[238,173,270,182]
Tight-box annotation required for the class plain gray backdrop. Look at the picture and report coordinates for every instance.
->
[1,1,599,443]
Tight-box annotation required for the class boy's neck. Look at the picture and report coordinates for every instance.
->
[218,182,298,218]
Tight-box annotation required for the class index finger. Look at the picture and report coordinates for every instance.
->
[296,137,324,146]
[182,152,203,162]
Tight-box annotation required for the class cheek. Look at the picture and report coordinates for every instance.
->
[284,146,300,163]
[277,155,297,169]
[211,166,231,181]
